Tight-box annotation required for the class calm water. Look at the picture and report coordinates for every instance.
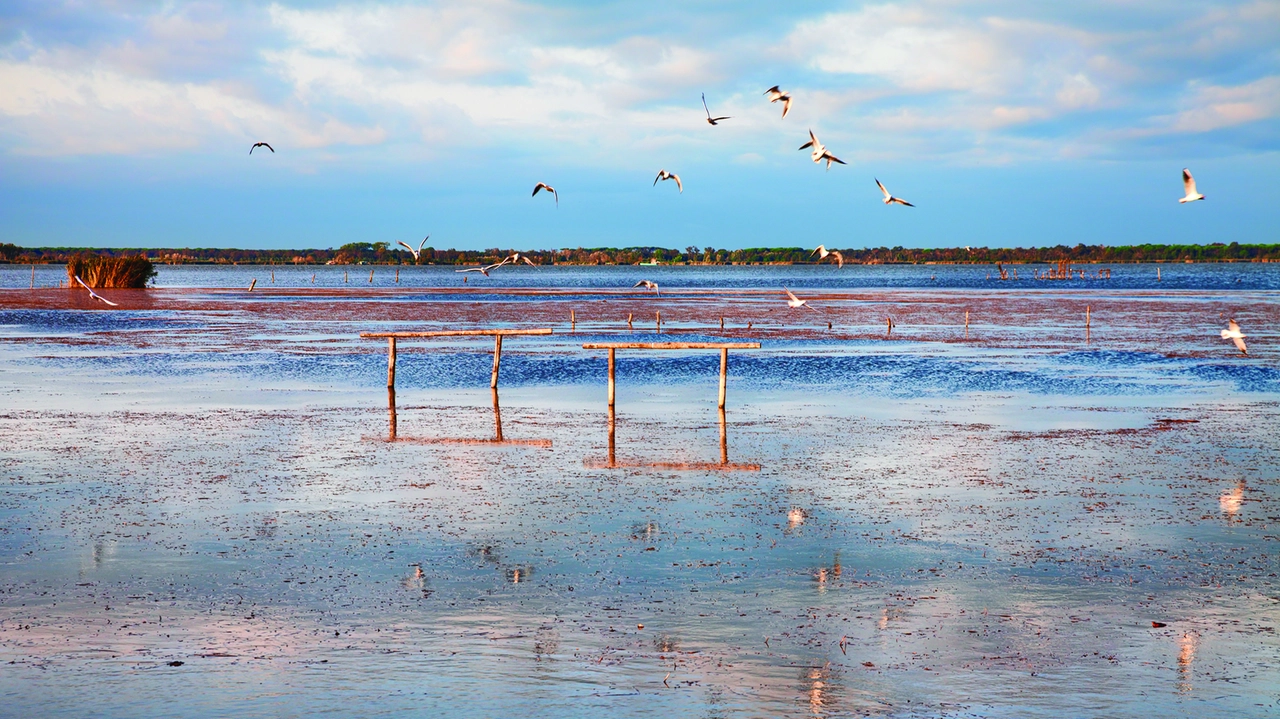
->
[1,269,1278,718]
[3,260,1279,291]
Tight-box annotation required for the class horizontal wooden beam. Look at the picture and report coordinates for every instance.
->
[582,342,760,350]
[361,328,554,338]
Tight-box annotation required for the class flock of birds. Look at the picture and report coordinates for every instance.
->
[67,88,1243,355]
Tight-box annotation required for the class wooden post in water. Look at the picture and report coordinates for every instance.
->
[31,265,35,289]
[607,348,616,407]
[1086,305,1091,328]
[344,271,349,283]
[388,387,397,441]
[607,405,616,467]
[490,335,503,389]
[271,269,275,284]
[249,278,257,291]
[627,313,633,329]
[720,316,725,329]
[719,406,728,465]
[311,273,316,284]
[395,267,400,284]
[655,311,661,332]
[369,269,374,283]
[717,348,728,409]
[570,309,576,331]
[387,337,397,388]
[492,388,503,442]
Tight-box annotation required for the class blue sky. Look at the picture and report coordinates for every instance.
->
[1,1,1277,251]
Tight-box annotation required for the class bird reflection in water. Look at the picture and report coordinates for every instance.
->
[533,625,560,661]
[506,565,535,584]
[801,663,834,715]
[787,508,807,531]
[1177,631,1198,693]
[403,563,432,598]
[631,521,660,541]
[814,552,842,592]
[471,544,502,565]
[1219,481,1245,521]
[653,634,679,653]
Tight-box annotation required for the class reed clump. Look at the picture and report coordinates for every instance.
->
[66,254,157,288]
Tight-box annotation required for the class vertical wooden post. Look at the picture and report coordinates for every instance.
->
[718,406,728,465]
[655,311,661,332]
[311,273,316,284]
[492,388,503,442]
[271,269,275,284]
[388,387,397,442]
[248,278,256,292]
[571,309,576,331]
[627,313,633,329]
[1085,305,1091,328]
[395,267,400,284]
[607,405,616,468]
[717,348,728,409]
[607,348,616,407]
[31,265,35,289]
[344,271,349,283]
[720,316,724,329]
[369,269,374,283]
[491,334,503,389]
[387,337,397,388]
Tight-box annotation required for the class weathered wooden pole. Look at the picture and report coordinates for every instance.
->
[655,311,661,332]
[311,273,316,284]
[395,267,400,283]
[271,269,275,284]
[607,348,616,407]
[717,348,728,409]
[387,337,397,388]
[719,406,728,465]
[344,270,349,283]
[627,313,633,329]
[720,316,725,329]
[249,278,257,291]
[570,309,576,331]
[369,269,374,283]
[492,388,503,442]
[490,334,503,389]
[607,405,616,468]
[31,265,35,289]
[388,387,397,441]
[1085,305,1091,328]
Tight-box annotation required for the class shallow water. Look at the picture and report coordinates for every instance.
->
[1,277,1278,718]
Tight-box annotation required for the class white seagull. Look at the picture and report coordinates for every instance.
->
[784,286,817,311]
[654,169,682,193]
[396,235,429,261]
[532,182,558,207]
[456,262,505,277]
[764,86,792,119]
[811,245,844,268]
[798,130,845,169]
[500,252,538,267]
[1221,319,1247,355]
[875,179,914,207]
[1179,169,1205,203]
[702,93,730,126]
[634,280,659,295]
[73,275,119,307]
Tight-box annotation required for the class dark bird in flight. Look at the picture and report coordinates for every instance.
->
[702,93,730,125]
[532,182,558,207]
[250,142,274,154]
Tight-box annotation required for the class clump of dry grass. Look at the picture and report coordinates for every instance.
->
[66,254,157,288]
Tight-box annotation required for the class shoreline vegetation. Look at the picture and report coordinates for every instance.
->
[3,241,1278,267]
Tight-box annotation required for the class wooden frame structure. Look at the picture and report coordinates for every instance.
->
[360,328,554,389]
[581,341,760,409]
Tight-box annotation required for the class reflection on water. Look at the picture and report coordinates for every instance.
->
[1177,631,1198,694]
[386,388,550,446]
[1220,480,1245,519]
[505,566,535,584]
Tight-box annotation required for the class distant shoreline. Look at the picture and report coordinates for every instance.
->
[3,242,1278,266]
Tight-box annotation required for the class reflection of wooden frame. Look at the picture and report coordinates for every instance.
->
[581,341,762,471]
[385,387,551,446]
[361,328,554,389]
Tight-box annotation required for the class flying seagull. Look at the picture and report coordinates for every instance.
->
[653,169,682,193]
[784,286,817,311]
[73,275,119,307]
[876,179,914,207]
[1179,168,1205,203]
[500,252,538,267]
[1221,319,1247,355]
[250,142,274,154]
[634,279,659,295]
[811,245,844,268]
[456,262,505,277]
[764,86,792,119]
[798,130,845,169]
[396,235,429,261]
[532,182,558,207]
[702,93,730,126]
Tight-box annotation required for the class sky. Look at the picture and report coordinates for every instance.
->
[1,1,1278,251]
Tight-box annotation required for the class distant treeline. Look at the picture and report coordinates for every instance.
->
[2,241,1278,266]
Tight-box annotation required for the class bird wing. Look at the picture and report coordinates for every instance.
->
[702,93,711,118]
[765,86,780,97]
[263,143,274,153]
[249,145,255,154]
[672,174,681,192]
[1233,336,1247,354]
[1229,319,1240,333]
[711,116,730,122]
[781,96,791,118]
[457,267,486,273]
[1183,169,1196,196]
[551,187,558,206]
[784,287,800,302]
[417,236,429,252]
[894,198,915,207]
[876,178,890,199]
[654,171,663,186]
[634,280,649,288]
[522,256,536,266]
[831,250,844,268]
[825,152,846,165]
[74,275,119,306]
[532,184,543,196]
[810,245,824,258]
[396,240,414,253]
[798,129,816,150]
